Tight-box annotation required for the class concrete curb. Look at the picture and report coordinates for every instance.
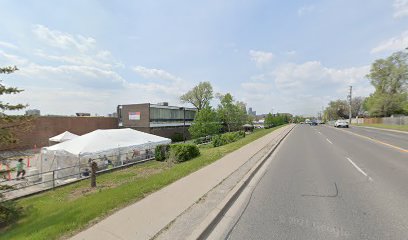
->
[188,124,296,240]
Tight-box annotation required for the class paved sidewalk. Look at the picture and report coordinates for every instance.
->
[71,125,293,240]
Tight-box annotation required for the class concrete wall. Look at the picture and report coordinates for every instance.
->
[1,116,118,151]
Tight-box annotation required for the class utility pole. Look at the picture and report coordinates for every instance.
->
[347,86,352,124]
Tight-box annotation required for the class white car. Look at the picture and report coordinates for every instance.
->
[334,120,349,128]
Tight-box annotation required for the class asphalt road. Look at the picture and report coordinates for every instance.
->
[224,124,408,240]
[340,125,408,150]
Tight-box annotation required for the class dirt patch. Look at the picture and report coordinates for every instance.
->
[68,182,116,201]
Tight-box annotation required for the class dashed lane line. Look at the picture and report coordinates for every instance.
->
[346,157,373,182]
[328,126,408,153]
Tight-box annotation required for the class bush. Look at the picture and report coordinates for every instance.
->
[171,133,184,142]
[0,191,22,228]
[211,131,245,147]
[170,144,200,162]
[193,135,212,145]
[155,145,170,161]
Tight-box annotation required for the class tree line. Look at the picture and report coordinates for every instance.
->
[180,81,298,139]
[324,49,408,120]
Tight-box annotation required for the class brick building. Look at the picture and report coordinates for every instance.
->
[0,116,118,151]
[117,102,196,140]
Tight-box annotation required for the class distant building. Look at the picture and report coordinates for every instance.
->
[76,113,91,117]
[107,112,118,118]
[248,107,256,116]
[25,109,40,116]
[117,103,196,140]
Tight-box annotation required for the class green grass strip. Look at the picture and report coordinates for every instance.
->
[0,126,284,240]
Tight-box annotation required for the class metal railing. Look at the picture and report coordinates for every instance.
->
[0,151,155,200]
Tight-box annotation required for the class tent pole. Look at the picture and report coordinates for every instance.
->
[40,151,43,174]
[78,155,81,178]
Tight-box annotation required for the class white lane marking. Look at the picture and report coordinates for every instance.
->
[346,157,373,181]
[326,138,333,144]
[318,131,322,135]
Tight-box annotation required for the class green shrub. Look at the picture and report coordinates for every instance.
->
[193,135,212,145]
[154,145,170,161]
[170,144,200,162]
[170,133,184,142]
[211,131,245,147]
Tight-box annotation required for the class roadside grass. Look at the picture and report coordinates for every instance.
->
[353,123,408,132]
[0,125,285,240]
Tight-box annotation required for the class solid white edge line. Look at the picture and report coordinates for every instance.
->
[346,157,369,177]
[326,138,333,144]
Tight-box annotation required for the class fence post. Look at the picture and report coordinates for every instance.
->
[90,161,97,188]
[52,170,55,188]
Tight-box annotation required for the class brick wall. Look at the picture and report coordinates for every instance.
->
[1,116,118,151]
[119,103,150,128]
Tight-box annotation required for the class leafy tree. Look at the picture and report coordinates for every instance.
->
[324,100,349,120]
[0,66,28,227]
[351,96,365,117]
[217,93,247,132]
[292,115,305,123]
[264,113,274,128]
[180,81,213,111]
[188,106,221,138]
[0,66,32,146]
[364,51,408,117]
[264,113,290,128]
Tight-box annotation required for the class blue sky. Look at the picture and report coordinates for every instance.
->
[1,0,408,116]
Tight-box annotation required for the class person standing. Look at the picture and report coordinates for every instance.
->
[16,158,26,180]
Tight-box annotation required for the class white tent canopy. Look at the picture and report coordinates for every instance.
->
[40,128,171,179]
[44,128,171,156]
[49,131,79,143]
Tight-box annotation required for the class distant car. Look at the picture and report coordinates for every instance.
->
[310,120,318,126]
[334,120,349,128]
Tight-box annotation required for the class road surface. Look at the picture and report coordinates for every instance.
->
[343,125,407,150]
[223,124,408,240]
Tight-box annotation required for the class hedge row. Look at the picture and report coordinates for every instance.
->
[211,131,245,147]
[154,144,200,163]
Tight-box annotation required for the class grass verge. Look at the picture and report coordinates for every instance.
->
[0,125,285,240]
[353,123,408,132]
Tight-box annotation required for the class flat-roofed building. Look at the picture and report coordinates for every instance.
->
[117,102,196,140]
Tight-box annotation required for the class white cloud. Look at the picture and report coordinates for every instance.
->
[249,50,273,67]
[272,61,370,93]
[393,0,408,18]
[132,65,182,82]
[0,50,29,65]
[34,49,115,69]
[371,30,408,54]
[298,5,315,17]
[0,41,18,50]
[240,61,372,115]
[32,24,96,53]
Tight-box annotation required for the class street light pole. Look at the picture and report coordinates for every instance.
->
[183,107,186,143]
[348,86,352,125]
